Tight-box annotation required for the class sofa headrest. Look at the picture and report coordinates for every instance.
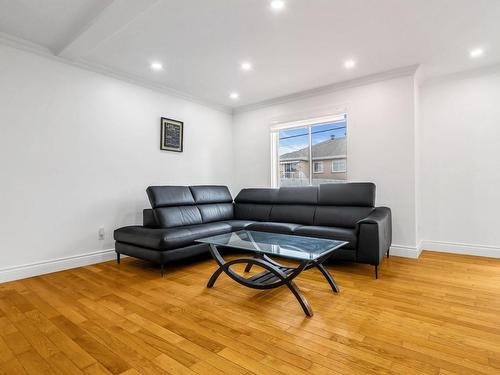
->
[276,186,318,204]
[318,183,375,207]
[234,188,278,204]
[189,185,233,204]
[146,186,195,208]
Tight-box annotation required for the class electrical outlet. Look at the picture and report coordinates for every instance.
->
[98,227,105,240]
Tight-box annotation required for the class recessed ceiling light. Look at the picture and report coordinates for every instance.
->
[469,48,484,58]
[241,62,253,71]
[150,61,163,71]
[270,0,285,11]
[229,92,240,100]
[344,60,356,69]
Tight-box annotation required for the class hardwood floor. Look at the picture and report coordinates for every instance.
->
[1,251,500,375]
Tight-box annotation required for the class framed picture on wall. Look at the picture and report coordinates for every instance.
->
[160,117,183,152]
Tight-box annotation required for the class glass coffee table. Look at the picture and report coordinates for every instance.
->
[196,230,347,317]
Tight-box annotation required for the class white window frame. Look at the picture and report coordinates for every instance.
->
[313,161,324,173]
[270,113,347,187]
[331,158,347,173]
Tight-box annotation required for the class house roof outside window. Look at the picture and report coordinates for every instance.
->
[280,137,346,162]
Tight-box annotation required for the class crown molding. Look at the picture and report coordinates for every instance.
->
[0,31,53,54]
[232,64,420,115]
[1,31,423,117]
[420,62,500,88]
[0,32,231,114]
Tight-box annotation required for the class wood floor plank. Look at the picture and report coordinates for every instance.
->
[0,357,28,375]
[153,353,197,375]
[16,349,54,375]
[1,251,499,374]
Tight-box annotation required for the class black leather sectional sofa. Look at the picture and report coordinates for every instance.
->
[114,183,392,278]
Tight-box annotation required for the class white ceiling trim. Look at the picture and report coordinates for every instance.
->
[420,62,500,88]
[0,30,52,55]
[1,31,422,117]
[0,31,231,114]
[232,64,420,115]
[57,0,160,59]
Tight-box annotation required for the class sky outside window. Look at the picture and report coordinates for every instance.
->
[279,121,347,155]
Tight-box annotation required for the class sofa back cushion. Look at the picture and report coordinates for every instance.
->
[233,183,376,228]
[234,188,279,204]
[234,188,277,221]
[270,205,316,225]
[146,186,202,228]
[275,186,318,204]
[269,186,318,225]
[189,185,232,204]
[145,183,377,229]
[197,204,233,223]
[147,186,195,208]
[190,185,234,223]
[314,183,375,228]
[314,206,374,228]
[234,203,272,222]
[146,185,234,227]
[318,183,375,206]
[154,206,203,228]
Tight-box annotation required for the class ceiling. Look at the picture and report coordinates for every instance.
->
[1,0,500,110]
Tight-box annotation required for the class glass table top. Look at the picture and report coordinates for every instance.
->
[196,230,348,261]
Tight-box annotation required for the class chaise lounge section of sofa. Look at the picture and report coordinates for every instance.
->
[114,183,392,278]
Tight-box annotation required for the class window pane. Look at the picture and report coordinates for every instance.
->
[279,127,310,186]
[332,158,347,172]
[313,161,323,173]
[311,120,347,186]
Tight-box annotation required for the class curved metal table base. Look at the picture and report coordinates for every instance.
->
[206,244,340,317]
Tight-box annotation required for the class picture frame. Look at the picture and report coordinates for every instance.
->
[160,117,183,152]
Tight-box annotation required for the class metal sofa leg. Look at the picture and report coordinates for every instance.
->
[116,252,121,264]
[161,264,165,277]
[387,248,390,258]
[374,265,378,279]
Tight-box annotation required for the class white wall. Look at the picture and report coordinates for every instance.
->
[0,45,233,280]
[2,42,499,283]
[420,66,500,256]
[232,75,418,254]
[414,71,423,249]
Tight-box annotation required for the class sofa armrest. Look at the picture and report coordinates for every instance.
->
[356,207,392,265]
[114,226,167,250]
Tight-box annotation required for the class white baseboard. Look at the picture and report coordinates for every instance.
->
[2,240,497,284]
[390,243,422,259]
[421,240,500,259]
[0,248,117,284]
[389,240,500,260]
[0,243,422,284]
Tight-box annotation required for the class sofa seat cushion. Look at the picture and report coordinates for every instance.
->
[114,222,232,251]
[294,226,357,249]
[221,220,256,231]
[246,222,302,234]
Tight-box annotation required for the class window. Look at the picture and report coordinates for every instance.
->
[282,162,297,173]
[277,126,310,186]
[313,161,323,173]
[280,162,299,180]
[332,158,347,173]
[272,114,347,187]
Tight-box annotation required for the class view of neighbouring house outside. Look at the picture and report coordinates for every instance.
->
[278,118,347,187]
